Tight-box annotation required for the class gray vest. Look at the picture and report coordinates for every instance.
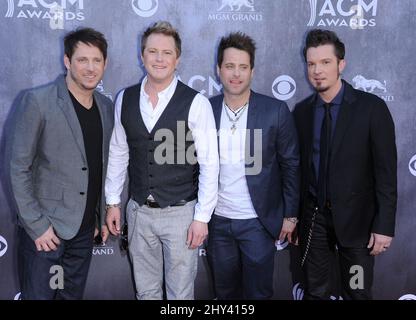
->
[121,81,199,207]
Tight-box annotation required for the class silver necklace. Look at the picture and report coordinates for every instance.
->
[223,101,248,134]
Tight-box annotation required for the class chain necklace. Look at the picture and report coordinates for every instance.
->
[223,101,248,134]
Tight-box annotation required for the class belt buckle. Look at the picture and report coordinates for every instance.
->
[145,199,159,208]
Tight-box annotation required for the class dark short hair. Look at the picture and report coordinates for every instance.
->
[217,32,256,69]
[64,27,108,60]
[141,21,182,57]
[303,29,345,62]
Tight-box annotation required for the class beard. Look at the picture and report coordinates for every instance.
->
[316,85,329,93]
[313,69,341,93]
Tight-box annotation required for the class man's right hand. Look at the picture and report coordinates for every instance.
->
[34,225,61,252]
[106,206,121,235]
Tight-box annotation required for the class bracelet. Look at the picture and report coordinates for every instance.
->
[284,217,298,224]
[105,203,121,211]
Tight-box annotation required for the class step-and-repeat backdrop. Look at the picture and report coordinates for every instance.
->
[1,0,415,300]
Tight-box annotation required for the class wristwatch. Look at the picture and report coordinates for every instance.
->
[284,217,299,224]
[105,203,121,211]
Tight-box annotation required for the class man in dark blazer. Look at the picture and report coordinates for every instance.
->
[9,28,113,299]
[207,32,300,299]
[294,29,397,300]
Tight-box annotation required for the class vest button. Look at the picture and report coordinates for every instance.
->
[82,167,87,171]
[149,161,153,165]
[149,174,153,178]
[80,192,85,195]
[150,186,154,190]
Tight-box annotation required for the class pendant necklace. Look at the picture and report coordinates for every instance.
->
[223,101,248,134]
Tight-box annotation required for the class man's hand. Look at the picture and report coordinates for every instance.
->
[106,206,121,236]
[367,233,393,256]
[94,224,110,245]
[34,225,61,252]
[278,218,297,245]
[186,220,208,249]
[101,224,110,242]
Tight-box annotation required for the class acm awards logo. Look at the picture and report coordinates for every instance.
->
[272,75,297,102]
[307,0,378,29]
[4,0,85,25]
[0,235,8,257]
[208,0,263,22]
[131,0,158,18]
[352,74,394,102]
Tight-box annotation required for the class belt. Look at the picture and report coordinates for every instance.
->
[142,195,197,208]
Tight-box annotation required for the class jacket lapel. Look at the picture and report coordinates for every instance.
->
[93,91,109,163]
[211,94,223,131]
[57,75,87,162]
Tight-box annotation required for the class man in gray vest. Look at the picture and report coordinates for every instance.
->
[105,21,219,300]
[9,28,113,299]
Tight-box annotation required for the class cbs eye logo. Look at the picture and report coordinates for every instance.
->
[0,235,8,257]
[275,239,289,251]
[272,75,296,101]
[131,0,159,17]
[399,294,416,300]
[409,154,416,177]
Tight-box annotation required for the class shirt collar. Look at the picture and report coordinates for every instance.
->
[316,81,345,107]
[140,75,178,101]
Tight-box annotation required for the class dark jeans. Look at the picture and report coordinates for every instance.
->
[207,214,275,300]
[300,198,374,300]
[18,226,95,300]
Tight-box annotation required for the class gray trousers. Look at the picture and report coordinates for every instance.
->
[127,198,198,300]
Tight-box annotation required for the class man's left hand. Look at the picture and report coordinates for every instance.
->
[367,233,393,256]
[186,220,208,249]
[279,218,297,245]
[94,225,110,245]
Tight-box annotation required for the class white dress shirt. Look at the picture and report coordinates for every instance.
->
[105,76,219,223]
[215,102,258,219]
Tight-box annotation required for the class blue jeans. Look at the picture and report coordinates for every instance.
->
[18,226,94,300]
[207,214,276,300]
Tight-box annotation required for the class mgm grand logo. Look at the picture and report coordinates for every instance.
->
[93,243,115,256]
[352,75,394,102]
[208,0,263,22]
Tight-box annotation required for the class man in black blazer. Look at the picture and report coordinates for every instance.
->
[293,29,397,300]
[208,32,300,299]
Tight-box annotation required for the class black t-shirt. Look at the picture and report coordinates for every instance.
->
[69,91,103,234]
